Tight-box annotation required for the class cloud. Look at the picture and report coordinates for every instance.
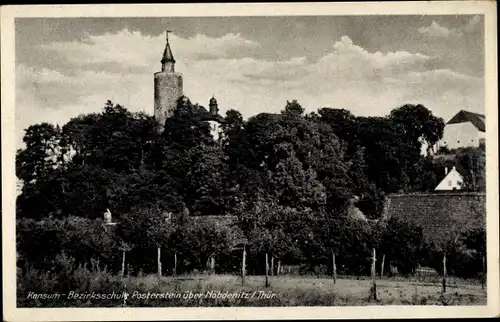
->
[40,30,261,73]
[16,30,484,150]
[418,15,481,38]
[418,21,459,38]
[242,57,310,81]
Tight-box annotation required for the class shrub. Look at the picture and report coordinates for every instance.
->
[380,217,425,276]
[422,227,486,279]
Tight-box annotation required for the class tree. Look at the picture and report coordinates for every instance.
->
[184,143,229,216]
[316,108,357,154]
[16,123,63,184]
[16,216,119,271]
[62,101,155,173]
[235,195,302,271]
[116,203,174,276]
[455,146,486,191]
[389,104,445,154]
[282,99,305,116]
[163,96,215,151]
[380,217,424,275]
[168,216,234,273]
[225,101,369,218]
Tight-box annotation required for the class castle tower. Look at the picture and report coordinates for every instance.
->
[208,96,221,141]
[209,96,219,116]
[154,31,183,134]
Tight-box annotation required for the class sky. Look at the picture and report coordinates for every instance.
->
[15,15,485,149]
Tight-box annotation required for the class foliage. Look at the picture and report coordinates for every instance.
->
[454,146,486,191]
[17,216,119,271]
[380,218,425,275]
[422,227,486,279]
[16,97,483,280]
[116,204,173,250]
[168,216,235,273]
[318,104,445,195]
[389,104,445,152]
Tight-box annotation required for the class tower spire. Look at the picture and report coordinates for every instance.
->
[161,30,175,72]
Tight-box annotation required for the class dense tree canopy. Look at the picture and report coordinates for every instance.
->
[16,97,485,278]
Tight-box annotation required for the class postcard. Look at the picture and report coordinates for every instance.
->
[1,2,498,321]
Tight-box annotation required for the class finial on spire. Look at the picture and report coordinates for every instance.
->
[166,30,171,44]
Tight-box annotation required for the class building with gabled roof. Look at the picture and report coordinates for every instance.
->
[434,166,463,191]
[447,110,485,132]
[433,110,485,152]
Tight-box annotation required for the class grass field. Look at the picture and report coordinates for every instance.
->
[19,272,486,307]
[125,274,486,306]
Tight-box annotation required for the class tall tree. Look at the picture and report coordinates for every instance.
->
[16,123,63,184]
[455,146,486,191]
[389,104,445,154]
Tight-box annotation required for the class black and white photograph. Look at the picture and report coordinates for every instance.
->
[1,2,498,320]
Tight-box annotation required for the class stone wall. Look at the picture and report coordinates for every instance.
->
[383,192,486,246]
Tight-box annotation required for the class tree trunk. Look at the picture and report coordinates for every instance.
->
[174,252,177,277]
[442,252,447,293]
[241,246,246,286]
[271,256,274,277]
[157,247,162,277]
[380,254,385,278]
[127,264,130,278]
[370,248,377,301]
[265,253,270,288]
[120,250,126,278]
[277,260,281,276]
[470,169,476,190]
[482,254,486,290]
[332,251,337,284]
[210,256,215,275]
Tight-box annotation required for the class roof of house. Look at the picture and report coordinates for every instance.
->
[447,110,485,132]
[193,105,229,124]
[434,166,463,190]
[382,192,485,247]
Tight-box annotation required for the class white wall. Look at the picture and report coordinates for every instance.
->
[435,168,463,191]
[16,178,23,197]
[208,120,221,141]
[436,122,483,151]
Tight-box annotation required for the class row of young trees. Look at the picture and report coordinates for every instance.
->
[16,210,485,279]
[16,98,485,278]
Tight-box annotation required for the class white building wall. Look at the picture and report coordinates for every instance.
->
[437,122,483,151]
[435,168,463,191]
[208,120,221,141]
[16,178,23,197]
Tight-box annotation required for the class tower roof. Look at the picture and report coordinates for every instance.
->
[161,30,175,64]
[161,41,175,64]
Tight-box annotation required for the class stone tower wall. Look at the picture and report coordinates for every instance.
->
[154,71,183,133]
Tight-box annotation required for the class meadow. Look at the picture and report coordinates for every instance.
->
[18,268,486,307]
